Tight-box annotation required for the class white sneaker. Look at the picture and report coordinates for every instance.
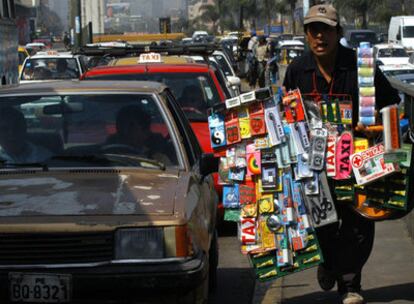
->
[342,292,364,304]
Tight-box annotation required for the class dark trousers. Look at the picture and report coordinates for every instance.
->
[316,204,375,295]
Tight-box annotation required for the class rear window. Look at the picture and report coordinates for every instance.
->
[349,32,377,47]
[378,48,408,58]
[86,72,221,122]
[21,58,80,80]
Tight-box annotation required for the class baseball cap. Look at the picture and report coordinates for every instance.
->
[304,4,338,27]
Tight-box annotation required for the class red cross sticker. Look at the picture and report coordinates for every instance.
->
[351,154,363,168]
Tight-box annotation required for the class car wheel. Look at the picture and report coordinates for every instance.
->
[178,273,209,304]
[209,229,219,292]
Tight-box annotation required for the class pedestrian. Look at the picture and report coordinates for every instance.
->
[247,32,258,89]
[255,36,269,88]
[283,4,400,304]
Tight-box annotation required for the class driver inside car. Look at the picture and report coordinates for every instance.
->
[0,107,53,164]
[103,105,173,165]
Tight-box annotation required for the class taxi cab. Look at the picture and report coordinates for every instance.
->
[18,46,29,74]
[19,50,88,83]
[81,46,228,219]
[0,80,219,303]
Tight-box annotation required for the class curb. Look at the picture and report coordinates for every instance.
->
[251,276,283,304]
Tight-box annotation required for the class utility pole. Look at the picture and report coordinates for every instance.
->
[75,0,82,47]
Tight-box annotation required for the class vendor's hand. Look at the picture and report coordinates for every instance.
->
[355,122,383,138]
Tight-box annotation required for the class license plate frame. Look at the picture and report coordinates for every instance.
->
[9,272,72,303]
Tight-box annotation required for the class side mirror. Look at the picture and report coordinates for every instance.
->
[200,153,219,177]
[226,75,241,87]
[397,33,401,40]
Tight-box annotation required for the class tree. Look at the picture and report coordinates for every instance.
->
[333,0,382,29]
[199,4,220,34]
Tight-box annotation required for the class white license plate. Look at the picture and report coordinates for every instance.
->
[9,272,71,303]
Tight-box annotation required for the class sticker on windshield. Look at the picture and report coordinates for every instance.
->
[205,87,213,99]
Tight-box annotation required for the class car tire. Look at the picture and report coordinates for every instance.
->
[209,229,219,292]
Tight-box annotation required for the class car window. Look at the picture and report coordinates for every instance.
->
[21,58,80,80]
[349,32,377,47]
[86,72,221,122]
[0,94,179,168]
[213,53,232,76]
[403,26,414,38]
[378,48,409,58]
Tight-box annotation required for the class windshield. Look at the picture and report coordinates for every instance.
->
[21,58,80,80]
[403,26,414,38]
[0,94,178,168]
[86,72,221,121]
[378,48,409,57]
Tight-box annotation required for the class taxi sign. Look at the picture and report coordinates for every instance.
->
[139,52,162,63]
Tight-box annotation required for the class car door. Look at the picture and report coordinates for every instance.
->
[162,89,217,235]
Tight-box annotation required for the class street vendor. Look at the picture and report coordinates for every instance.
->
[283,4,400,304]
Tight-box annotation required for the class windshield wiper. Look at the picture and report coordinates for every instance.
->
[103,153,166,170]
[51,154,165,170]
[0,160,49,171]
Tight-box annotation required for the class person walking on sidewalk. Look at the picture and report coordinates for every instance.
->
[283,4,400,304]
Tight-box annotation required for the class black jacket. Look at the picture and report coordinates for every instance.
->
[283,43,400,127]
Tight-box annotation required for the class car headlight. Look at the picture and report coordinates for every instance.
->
[115,226,194,260]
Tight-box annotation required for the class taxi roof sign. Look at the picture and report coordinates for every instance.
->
[139,52,162,63]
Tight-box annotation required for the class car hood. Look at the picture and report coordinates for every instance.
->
[0,169,180,217]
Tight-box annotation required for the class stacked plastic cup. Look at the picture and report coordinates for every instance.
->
[357,42,376,126]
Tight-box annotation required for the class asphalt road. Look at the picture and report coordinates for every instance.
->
[208,221,256,304]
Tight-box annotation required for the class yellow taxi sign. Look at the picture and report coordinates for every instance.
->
[138,52,162,63]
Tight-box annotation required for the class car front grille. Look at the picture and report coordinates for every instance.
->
[0,232,114,265]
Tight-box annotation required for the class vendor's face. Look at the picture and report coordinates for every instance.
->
[306,22,339,58]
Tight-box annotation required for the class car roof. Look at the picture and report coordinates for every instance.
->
[84,62,213,77]
[379,63,414,71]
[0,80,167,96]
[28,51,79,59]
[109,55,196,66]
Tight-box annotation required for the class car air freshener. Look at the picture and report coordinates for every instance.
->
[326,131,337,177]
[240,217,257,244]
[249,102,266,136]
[246,143,261,176]
[225,109,241,145]
[264,98,285,146]
[223,184,240,208]
[308,128,328,171]
[334,131,353,180]
[238,106,251,139]
[283,89,306,123]
[208,110,226,149]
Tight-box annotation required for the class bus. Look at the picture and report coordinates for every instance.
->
[0,0,18,85]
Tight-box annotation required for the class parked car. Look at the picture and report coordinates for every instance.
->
[0,80,219,303]
[18,46,29,74]
[388,16,414,52]
[19,51,89,83]
[379,63,414,77]
[374,43,410,66]
[344,29,378,49]
[80,47,229,219]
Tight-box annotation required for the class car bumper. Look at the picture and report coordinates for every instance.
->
[0,252,207,302]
